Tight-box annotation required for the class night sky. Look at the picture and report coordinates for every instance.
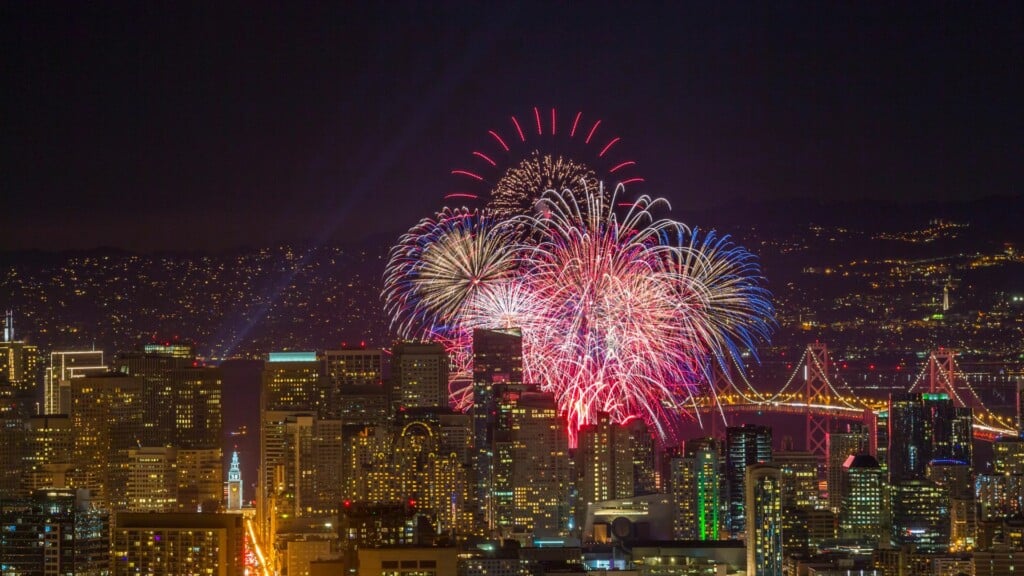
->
[2,2,1021,251]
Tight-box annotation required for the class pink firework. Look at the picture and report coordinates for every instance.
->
[384,184,773,445]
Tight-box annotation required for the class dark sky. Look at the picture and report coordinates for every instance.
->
[2,2,1021,251]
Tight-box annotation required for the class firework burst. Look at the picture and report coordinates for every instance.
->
[488,152,599,219]
[383,207,518,337]
[383,184,773,444]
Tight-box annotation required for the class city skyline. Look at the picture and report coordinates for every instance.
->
[2,4,1023,575]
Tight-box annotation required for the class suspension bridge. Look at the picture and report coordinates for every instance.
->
[696,342,1018,458]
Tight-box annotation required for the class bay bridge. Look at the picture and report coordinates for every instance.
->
[695,342,1018,458]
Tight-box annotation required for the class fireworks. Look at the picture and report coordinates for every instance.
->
[384,183,774,444]
[382,208,518,337]
[488,152,599,219]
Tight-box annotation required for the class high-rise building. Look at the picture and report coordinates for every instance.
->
[874,409,889,469]
[746,464,783,576]
[226,450,243,510]
[0,310,40,400]
[115,347,223,449]
[889,392,972,484]
[993,435,1024,474]
[827,425,867,512]
[626,418,658,494]
[323,346,387,424]
[176,447,224,512]
[261,351,326,413]
[838,454,884,542]
[0,312,40,495]
[491,384,570,537]
[22,414,74,492]
[672,438,721,541]
[0,488,109,575]
[576,413,634,530]
[471,328,523,529]
[927,459,974,551]
[262,412,344,525]
[392,342,450,410]
[726,424,772,537]
[126,446,178,512]
[888,393,927,482]
[924,394,972,465]
[44,350,105,415]
[260,351,328,540]
[70,373,145,510]
[890,479,949,553]
[112,512,244,576]
[774,450,820,554]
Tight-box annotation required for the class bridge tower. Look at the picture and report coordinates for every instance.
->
[804,343,833,458]
[928,349,961,404]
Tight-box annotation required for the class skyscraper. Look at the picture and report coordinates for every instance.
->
[0,311,40,492]
[70,373,145,510]
[726,424,772,537]
[260,350,325,537]
[827,425,867,512]
[671,437,721,541]
[838,454,884,542]
[126,446,178,512]
[261,351,325,413]
[323,346,387,424]
[576,413,634,530]
[888,393,927,482]
[890,479,949,552]
[471,328,523,529]
[889,392,972,483]
[0,310,40,401]
[392,341,450,410]
[0,488,109,575]
[44,350,105,415]
[22,414,74,492]
[491,384,570,537]
[746,464,783,576]
[774,450,820,554]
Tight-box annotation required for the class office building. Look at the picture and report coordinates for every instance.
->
[0,310,40,399]
[261,351,326,413]
[70,373,145,510]
[890,479,949,553]
[774,450,820,553]
[889,392,973,484]
[392,341,449,410]
[576,413,635,531]
[839,454,884,542]
[44,350,105,415]
[746,464,783,576]
[471,328,523,529]
[112,512,244,576]
[323,346,387,424]
[126,446,178,512]
[670,437,720,541]
[22,414,74,492]
[726,424,772,537]
[827,425,867,512]
[0,488,109,575]
[491,384,570,537]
